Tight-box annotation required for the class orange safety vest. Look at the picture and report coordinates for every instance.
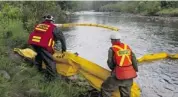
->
[112,43,137,80]
[28,21,56,54]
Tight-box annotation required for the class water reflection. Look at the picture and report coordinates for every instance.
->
[64,12,178,97]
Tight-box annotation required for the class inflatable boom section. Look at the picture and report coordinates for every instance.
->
[14,48,140,97]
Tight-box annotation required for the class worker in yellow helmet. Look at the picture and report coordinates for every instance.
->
[101,33,138,97]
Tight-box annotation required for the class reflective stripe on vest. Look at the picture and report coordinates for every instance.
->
[32,36,41,43]
[35,24,50,32]
[112,44,132,66]
[48,38,55,47]
[52,41,55,48]
[32,36,54,48]
[48,38,52,46]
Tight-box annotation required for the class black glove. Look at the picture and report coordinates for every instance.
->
[62,49,66,53]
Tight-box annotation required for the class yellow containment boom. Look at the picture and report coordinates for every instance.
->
[136,52,178,63]
[137,52,168,63]
[168,54,178,59]
[55,23,119,31]
[14,48,140,97]
[13,48,178,97]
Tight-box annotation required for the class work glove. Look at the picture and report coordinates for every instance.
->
[61,49,66,58]
[62,49,66,53]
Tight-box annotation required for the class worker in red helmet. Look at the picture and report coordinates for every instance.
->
[28,14,66,80]
[101,33,138,97]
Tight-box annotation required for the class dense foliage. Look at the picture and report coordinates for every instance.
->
[0,1,86,97]
[75,1,178,16]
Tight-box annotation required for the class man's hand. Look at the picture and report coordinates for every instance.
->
[62,49,66,53]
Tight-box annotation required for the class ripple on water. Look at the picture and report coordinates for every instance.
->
[66,12,178,97]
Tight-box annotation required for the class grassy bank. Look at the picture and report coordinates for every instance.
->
[156,8,178,16]
[0,2,89,97]
[98,1,178,16]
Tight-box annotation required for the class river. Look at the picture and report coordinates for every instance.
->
[62,11,178,97]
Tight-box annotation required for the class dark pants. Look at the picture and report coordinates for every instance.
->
[32,45,56,76]
[101,75,133,97]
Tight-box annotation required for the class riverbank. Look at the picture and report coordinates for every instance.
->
[156,8,178,17]
[98,8,178,17]
[97,1,178,17]
[129,12,178,23]
[0,2,89,97]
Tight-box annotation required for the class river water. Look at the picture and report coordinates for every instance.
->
[62,11,178,97]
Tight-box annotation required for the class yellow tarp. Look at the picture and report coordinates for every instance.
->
[14,48,140,97]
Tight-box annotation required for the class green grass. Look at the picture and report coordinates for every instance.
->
[0,51,89,97]
[157,8,178,16]
[0,14,89,97]
[0,2,91,97]
[98,1,178,16]
[0,25,89,97]
[0,39,89,97]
